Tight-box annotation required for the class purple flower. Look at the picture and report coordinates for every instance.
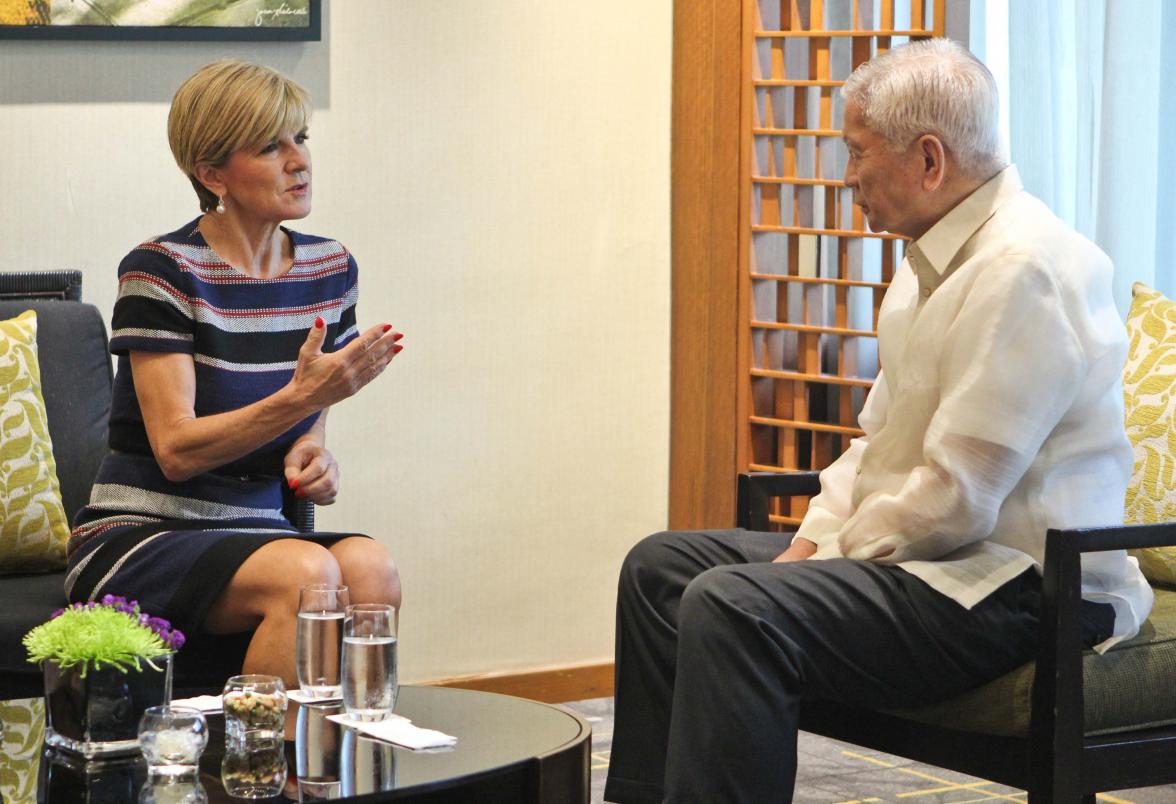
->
[53,595,186,655]
[146,617,172,635]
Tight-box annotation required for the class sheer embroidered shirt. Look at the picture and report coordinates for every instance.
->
[793,166,1152,650]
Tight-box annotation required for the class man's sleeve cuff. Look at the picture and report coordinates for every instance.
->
[792,507,844,552]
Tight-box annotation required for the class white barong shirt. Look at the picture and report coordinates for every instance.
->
[794,166,1153,651]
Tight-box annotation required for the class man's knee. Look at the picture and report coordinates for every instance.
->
[678,565,749,628]
[620,531,679,581]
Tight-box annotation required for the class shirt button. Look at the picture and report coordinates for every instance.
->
[922,286,932,297]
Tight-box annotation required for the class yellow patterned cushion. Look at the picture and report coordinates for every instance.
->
[0,698,43,803]
[1124,283,1176,585]
[0,310,68,574]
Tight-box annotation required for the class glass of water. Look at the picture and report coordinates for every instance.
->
[137,705,207,776]
[297,584,349,698]
[341,603,398,721]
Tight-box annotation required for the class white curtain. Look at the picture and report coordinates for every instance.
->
[972,0,1176,313]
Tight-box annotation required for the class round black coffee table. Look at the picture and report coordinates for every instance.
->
[10,685,591,803]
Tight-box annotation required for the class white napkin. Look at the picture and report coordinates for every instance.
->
[289,689,342,705]
[327,713,457,750]
[169,694,223,714]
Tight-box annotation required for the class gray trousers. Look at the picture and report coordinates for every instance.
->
[603,529,1115,804]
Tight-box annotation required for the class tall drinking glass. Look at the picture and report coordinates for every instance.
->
[296,584,349,698]
[341,604,398,721]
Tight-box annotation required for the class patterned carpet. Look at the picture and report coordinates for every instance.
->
[560,697,1176,804]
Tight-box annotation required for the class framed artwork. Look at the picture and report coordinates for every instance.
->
[0,0,321,41]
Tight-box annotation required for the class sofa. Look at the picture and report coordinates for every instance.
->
[0,271,307,699]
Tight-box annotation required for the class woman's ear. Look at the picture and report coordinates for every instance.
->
[193,163,225,199]
[918,134,947,192]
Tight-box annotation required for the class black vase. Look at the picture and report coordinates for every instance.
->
[42,655,173,759]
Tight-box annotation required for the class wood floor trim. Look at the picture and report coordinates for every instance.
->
[425,661,614,704]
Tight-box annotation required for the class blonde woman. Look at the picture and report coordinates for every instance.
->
[65,60,401,686]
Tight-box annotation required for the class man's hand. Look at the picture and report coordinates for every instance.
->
[773,537,817,563]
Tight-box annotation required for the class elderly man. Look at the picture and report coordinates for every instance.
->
[604,39,1153,804]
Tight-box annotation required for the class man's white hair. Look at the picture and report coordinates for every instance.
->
[841,38,1006,178]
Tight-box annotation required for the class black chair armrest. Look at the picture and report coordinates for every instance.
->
[281,484,315,533]
[1031,521,1176,793]
[737,472,820,530]
[282,484,319,533]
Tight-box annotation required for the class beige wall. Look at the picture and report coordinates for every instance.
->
[0,0,672,682]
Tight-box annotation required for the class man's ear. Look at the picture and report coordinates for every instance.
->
[917,134,947,192]
[193,163,225,199]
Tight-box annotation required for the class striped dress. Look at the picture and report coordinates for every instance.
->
[66,218,364,631]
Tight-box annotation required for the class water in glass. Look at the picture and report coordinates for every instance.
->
[341,604,397,721]
[296,610,344,696]
[296,584,348,698]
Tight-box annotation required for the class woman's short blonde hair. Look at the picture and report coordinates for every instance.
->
[168,59,311,212]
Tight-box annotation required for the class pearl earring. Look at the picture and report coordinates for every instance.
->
[215,197,226,214]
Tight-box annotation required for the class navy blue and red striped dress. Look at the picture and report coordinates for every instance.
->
[66,218,364,631]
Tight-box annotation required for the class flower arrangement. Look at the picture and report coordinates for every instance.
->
[23,594,185,675]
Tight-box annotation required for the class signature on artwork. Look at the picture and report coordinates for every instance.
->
[255,2,308,27]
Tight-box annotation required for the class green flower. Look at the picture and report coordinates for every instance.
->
[23,597,183,676]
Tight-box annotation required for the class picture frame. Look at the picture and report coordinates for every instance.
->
[0,0,321,41]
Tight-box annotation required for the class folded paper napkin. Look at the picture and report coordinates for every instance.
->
[288,689,342,705]
[170,695,223,714]
[327,713,457,750]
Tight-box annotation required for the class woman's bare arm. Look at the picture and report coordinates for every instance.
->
[134,320,400,481]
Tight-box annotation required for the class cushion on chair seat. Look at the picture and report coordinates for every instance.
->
[886,587,1176,736]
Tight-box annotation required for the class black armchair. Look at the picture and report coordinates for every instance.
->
[0,271,312,698]
[738,471,1176,803]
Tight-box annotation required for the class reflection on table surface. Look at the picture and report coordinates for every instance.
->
[0,686,589,803]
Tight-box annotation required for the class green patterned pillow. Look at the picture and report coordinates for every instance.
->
[0,310,69,574]
[1124,283,1176,585]
[0,698,43,803]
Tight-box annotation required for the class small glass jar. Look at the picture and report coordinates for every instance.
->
[137,705,208,776]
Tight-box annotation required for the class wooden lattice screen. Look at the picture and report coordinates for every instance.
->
[740,0,945,528]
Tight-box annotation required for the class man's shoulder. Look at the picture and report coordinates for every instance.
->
[984,191,1110,273]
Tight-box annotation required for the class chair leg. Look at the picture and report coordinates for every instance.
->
[1026,790,1092,804]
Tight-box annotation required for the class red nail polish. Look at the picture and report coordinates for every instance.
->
[382,324,393,333]
[288,478,299,490]
[392,344,404,354]
[393,332,404,342]
[314,316,324,329]
[295,489,306,498]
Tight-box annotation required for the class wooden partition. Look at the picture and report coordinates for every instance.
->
[671,0,946,530]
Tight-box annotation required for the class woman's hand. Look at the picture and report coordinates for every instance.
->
[290,317,404,410]
[284,439,340,505]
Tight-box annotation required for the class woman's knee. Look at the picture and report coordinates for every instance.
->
[282,541,344,589]
[332,538,400,606]
[206,540,340,631]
